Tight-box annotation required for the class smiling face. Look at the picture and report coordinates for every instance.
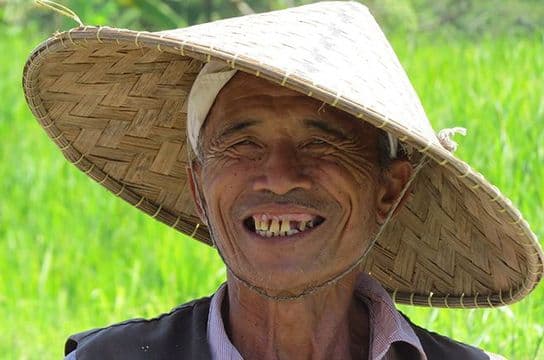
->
[189,72,408,296]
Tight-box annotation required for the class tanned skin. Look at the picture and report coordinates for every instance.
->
[188,72,412,360]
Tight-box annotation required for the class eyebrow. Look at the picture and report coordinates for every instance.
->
[216,118,262,140]
[213,117,350,142]
[303,118,350,140]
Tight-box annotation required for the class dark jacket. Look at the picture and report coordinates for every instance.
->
[65,296,491,359]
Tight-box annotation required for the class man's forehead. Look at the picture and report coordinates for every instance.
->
[203,71,377,139]
[215,72,305,102]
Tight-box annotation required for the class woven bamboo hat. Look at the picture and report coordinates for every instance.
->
[23,1,543,308]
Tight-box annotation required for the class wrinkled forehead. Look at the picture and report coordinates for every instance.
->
[201,72,376,139]
[214,71,303,100]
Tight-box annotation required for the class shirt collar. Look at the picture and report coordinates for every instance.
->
[354,273,427,360]
[207,282,242,360]
[207,273,427,360]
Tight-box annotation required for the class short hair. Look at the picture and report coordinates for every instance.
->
[377,130,395,170]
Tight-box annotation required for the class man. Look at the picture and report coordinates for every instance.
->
[23,1,542,359]
[187,69,415,359]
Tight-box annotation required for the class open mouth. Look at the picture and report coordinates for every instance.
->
[243,214,325,238]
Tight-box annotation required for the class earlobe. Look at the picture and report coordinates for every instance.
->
[376,160,413,224]
[186,161,208,225]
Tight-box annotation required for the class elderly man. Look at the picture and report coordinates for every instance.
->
[23,1,542,359]
[187,69,414,359]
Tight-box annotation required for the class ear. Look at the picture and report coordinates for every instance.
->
[376,160,413,224]
[186,161,207,225]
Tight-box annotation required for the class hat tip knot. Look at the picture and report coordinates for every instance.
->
[437,127,467,152]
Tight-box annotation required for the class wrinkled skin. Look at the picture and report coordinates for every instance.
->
[188,72,412,359]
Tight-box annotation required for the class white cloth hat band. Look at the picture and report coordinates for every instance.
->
[187,60,398,158]
[187,61,237,153]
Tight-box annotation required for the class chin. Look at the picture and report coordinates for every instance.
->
[233,257,348,297]
[216,220,371,296]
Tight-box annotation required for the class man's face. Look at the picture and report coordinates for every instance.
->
[191,72,391,296]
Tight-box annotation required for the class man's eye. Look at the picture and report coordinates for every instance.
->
[233,140,255,146]
[303,139,328,147]
[229,139,259,149]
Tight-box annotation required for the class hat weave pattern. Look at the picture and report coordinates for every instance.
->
[23,1,543,308]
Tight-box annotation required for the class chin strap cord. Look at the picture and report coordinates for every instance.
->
[198,152,429,301]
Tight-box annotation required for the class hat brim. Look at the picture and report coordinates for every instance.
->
[23,26,543,308]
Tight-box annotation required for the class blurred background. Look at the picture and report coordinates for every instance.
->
[1,0,543,358]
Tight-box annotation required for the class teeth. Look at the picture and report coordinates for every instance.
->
[253,216,269,231]
[280,219,290,234]
[261,215,268,231]
[250,215,321,238]
[270,219,279,234]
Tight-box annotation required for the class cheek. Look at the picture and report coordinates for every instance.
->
[199,165,241,256]
[201,165,236,209]
[200,159,253,225]
[309,153,379,202]
[309,157,379,233]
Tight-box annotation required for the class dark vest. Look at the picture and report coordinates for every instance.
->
[65,296,490,359]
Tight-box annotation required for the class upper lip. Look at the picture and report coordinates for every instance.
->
[239,203,325,221]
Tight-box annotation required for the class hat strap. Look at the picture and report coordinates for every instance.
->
[239,155,429,301]
[197,152,429,301]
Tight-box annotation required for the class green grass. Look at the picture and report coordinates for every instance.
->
[395,36,544,359]
[1,26,543,359]
[393,33,544,359]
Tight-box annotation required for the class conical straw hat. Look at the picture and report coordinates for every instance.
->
[23,1,543,308]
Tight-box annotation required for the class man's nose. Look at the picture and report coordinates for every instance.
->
[252,141,312,195]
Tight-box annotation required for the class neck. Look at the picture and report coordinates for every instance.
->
[224,271,369,360]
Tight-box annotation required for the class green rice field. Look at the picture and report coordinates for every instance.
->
[1,26,543,359]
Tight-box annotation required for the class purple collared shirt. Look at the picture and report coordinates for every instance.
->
[207,273,427,360]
